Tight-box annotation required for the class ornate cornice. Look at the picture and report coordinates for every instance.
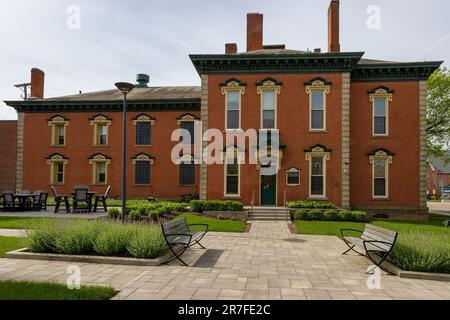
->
[305,78,331,94]
[46,153,68,164]
[256,78,282,95]
[88,153,111,164]
[190,52,365,75]
[368,148,394,164]
[89,114,112,126]
[131,152,155,164]
[351,61,443,82]
[132,114,155,125]
[220,79,246,95]
[176,113,198,125]
[304,144,332,161]
[47,115,70,126]
[368,86,394,102]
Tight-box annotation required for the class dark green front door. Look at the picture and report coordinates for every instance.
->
[261,174,276,206]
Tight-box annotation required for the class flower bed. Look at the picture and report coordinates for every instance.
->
[108,201,188,221]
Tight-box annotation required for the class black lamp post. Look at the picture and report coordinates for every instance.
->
[115,82,135,223]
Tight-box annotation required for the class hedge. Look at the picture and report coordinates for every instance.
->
[190,200,244,213]
[288,200,336,209]
[294,209,367,222]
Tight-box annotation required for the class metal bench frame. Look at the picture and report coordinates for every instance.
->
[161,217,208,266]
[340,224,398,275]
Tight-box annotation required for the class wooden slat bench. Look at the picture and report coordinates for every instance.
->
[161,217,208,266]
[340,224,398,274]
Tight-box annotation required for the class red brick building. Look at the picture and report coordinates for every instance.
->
[5,1,442,219]
[0,120,17,192]
[427,153,450,197]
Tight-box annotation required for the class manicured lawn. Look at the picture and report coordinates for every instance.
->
[176,213,246,232]
[0,280,117,300]
[0,236,26,257]
[0,217,61,229]
[295,214,450,273]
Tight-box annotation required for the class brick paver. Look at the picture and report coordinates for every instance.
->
[0,221,449,300]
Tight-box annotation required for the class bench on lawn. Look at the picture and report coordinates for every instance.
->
[340,224,398,274]
[161,217,208,266]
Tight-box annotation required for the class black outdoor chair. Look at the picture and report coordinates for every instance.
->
[93,185,110,212]
[2,191,16,211]
[51,186,70,213]
[33,191,48,211]
[73,186,90,213]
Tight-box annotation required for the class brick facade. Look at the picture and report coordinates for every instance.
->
[0,121,17,192]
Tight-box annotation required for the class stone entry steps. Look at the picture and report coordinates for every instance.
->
[246,206,290,221]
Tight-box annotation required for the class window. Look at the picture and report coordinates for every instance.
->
[369,149,393,199]
[311,91,325,130]
[135,161,151,185]
[311,157,324,195]
[47,115,69,146]
[225,149,240,196]
[227,91,240,129]
[369,86,393,137]
[373,97,387,135]
[179,162,195,185]
[180,121,194,145]
[286,168,300,186]
[89,153,111,185]
[46,153,68,185]
[90,115,111,146]
[136,122,151,145]
[305,78,330,131]
[133,114,155,145]
[262,91,276,129]
[305,144,330,198]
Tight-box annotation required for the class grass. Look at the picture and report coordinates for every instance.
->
[176,213,246,232]
[0,217,63,229]
[295,214,450,273]
[0,280,117,300]
[0,236,26,257]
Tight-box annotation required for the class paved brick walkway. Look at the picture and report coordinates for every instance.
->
[0,221,449,300]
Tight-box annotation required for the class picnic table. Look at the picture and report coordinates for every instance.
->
[13,193,38,211]
[69,191,97,213]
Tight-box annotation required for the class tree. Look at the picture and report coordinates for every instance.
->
[427,67,450,162]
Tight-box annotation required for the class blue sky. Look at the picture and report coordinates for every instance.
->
[0,0,449,120]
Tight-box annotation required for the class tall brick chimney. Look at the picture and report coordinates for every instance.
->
[328,0,340,53]
[247,13,263,52]
[225,43,237,54]
[30,68,45,99]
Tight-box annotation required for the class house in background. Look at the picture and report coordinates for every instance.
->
[427,152,450,197]
[4,0,443,220]
[0,120,17,192]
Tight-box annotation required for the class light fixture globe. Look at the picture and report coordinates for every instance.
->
[115,82,135,94]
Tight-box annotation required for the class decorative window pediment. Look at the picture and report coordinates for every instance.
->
[256,78,282,95]
[132,114,155,125]
[46,153,68,164]
[368,86,394,102]
[368,148,394,164]
[304,144,332,161]
[305,77,331,94]
[131,153,154,164]
[89,114,112,126]
[175,153,201,165]
[220,78,246,95]
[176,113,198,125]
[88,153,111,164]
[47,115,69,126]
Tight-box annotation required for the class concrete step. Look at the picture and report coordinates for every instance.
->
[251,216,289,221]
[251,213,288,217]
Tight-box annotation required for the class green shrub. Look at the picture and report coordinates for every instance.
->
[294,210,309,220]
[181,193,199,203]
[323,210,339,221]
[338,210,353,221]
[389,232,450,273]
[127,210,141,221]
[108,208,119,219]
[288,200,336,209]
[308,209,323,220]
[93,223,134,256]
[26,224,60,253]
[190,200,243,212]
[351,210,367,222]
[148,210,159,221]
[54,221,98,255]
[127,227,167,259]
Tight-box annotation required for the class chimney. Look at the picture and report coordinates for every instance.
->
[136,73,150,88]
[328,0,340,53]
[247,13,263,52]
[225,43,237,54]
[30,68,45,99]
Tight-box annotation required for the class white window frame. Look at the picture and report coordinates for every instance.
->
[256,79,281,130]
[305,145,330,199]
[305,79,330,132]
[89,153,111,185]
[223,147,243,197]
[286,168,300,186]
[221,80,245,131]
[47,115,69,147]
[369,87,393,137]
[90,115,112,146]
[369,150,393,199]
[46,154,68,185]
